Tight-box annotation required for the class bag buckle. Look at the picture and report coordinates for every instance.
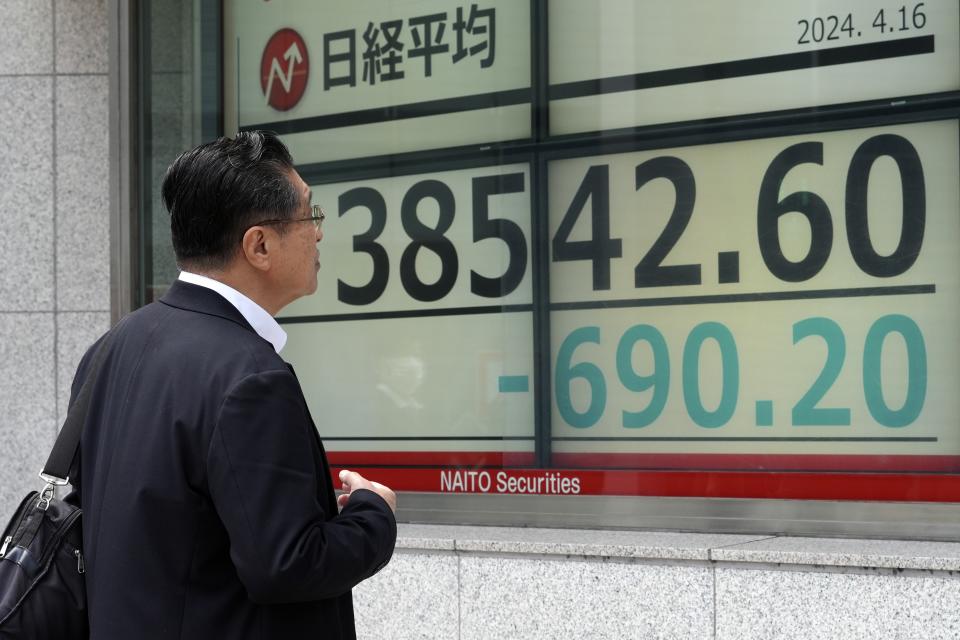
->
[36,473,68,511]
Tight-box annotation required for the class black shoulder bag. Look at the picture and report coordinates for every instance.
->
[0,334,112,639]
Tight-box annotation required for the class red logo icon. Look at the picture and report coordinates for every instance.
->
[260,28,309,111]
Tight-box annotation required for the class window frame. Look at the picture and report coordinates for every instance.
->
[113,0,960,539]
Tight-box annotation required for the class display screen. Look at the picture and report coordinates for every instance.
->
[224,1,960,501]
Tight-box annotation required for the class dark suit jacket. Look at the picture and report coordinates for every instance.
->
[67,281,396,639]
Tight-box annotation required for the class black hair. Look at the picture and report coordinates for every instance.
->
[161,130,300,270]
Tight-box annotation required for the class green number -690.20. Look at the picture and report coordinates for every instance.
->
[554,315,926,429]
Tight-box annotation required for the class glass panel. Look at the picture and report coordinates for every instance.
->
[222,1,538,488]
[139,0,220,304]
[133,1,960,513]
[547,120,960,478]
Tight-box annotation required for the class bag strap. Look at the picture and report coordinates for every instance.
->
[40,331,116,484]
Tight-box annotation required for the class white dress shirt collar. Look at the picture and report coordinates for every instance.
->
[177,271,288,354]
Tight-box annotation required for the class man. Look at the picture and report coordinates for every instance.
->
[67,131,397,639]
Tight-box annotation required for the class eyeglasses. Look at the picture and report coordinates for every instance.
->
[252,205,325,231]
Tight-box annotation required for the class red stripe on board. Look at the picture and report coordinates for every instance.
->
[330,466,960,502]
[552,453,960,472]
[325,450,960,473]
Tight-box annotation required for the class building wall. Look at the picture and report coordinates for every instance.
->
[357,525,960,640]
[0,0,110,514]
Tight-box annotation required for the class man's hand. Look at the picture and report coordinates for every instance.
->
[337,469,397,513]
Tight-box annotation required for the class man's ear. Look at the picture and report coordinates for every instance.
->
[240,226,272,272]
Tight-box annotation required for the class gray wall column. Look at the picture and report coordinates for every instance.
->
[0,0,110,514]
